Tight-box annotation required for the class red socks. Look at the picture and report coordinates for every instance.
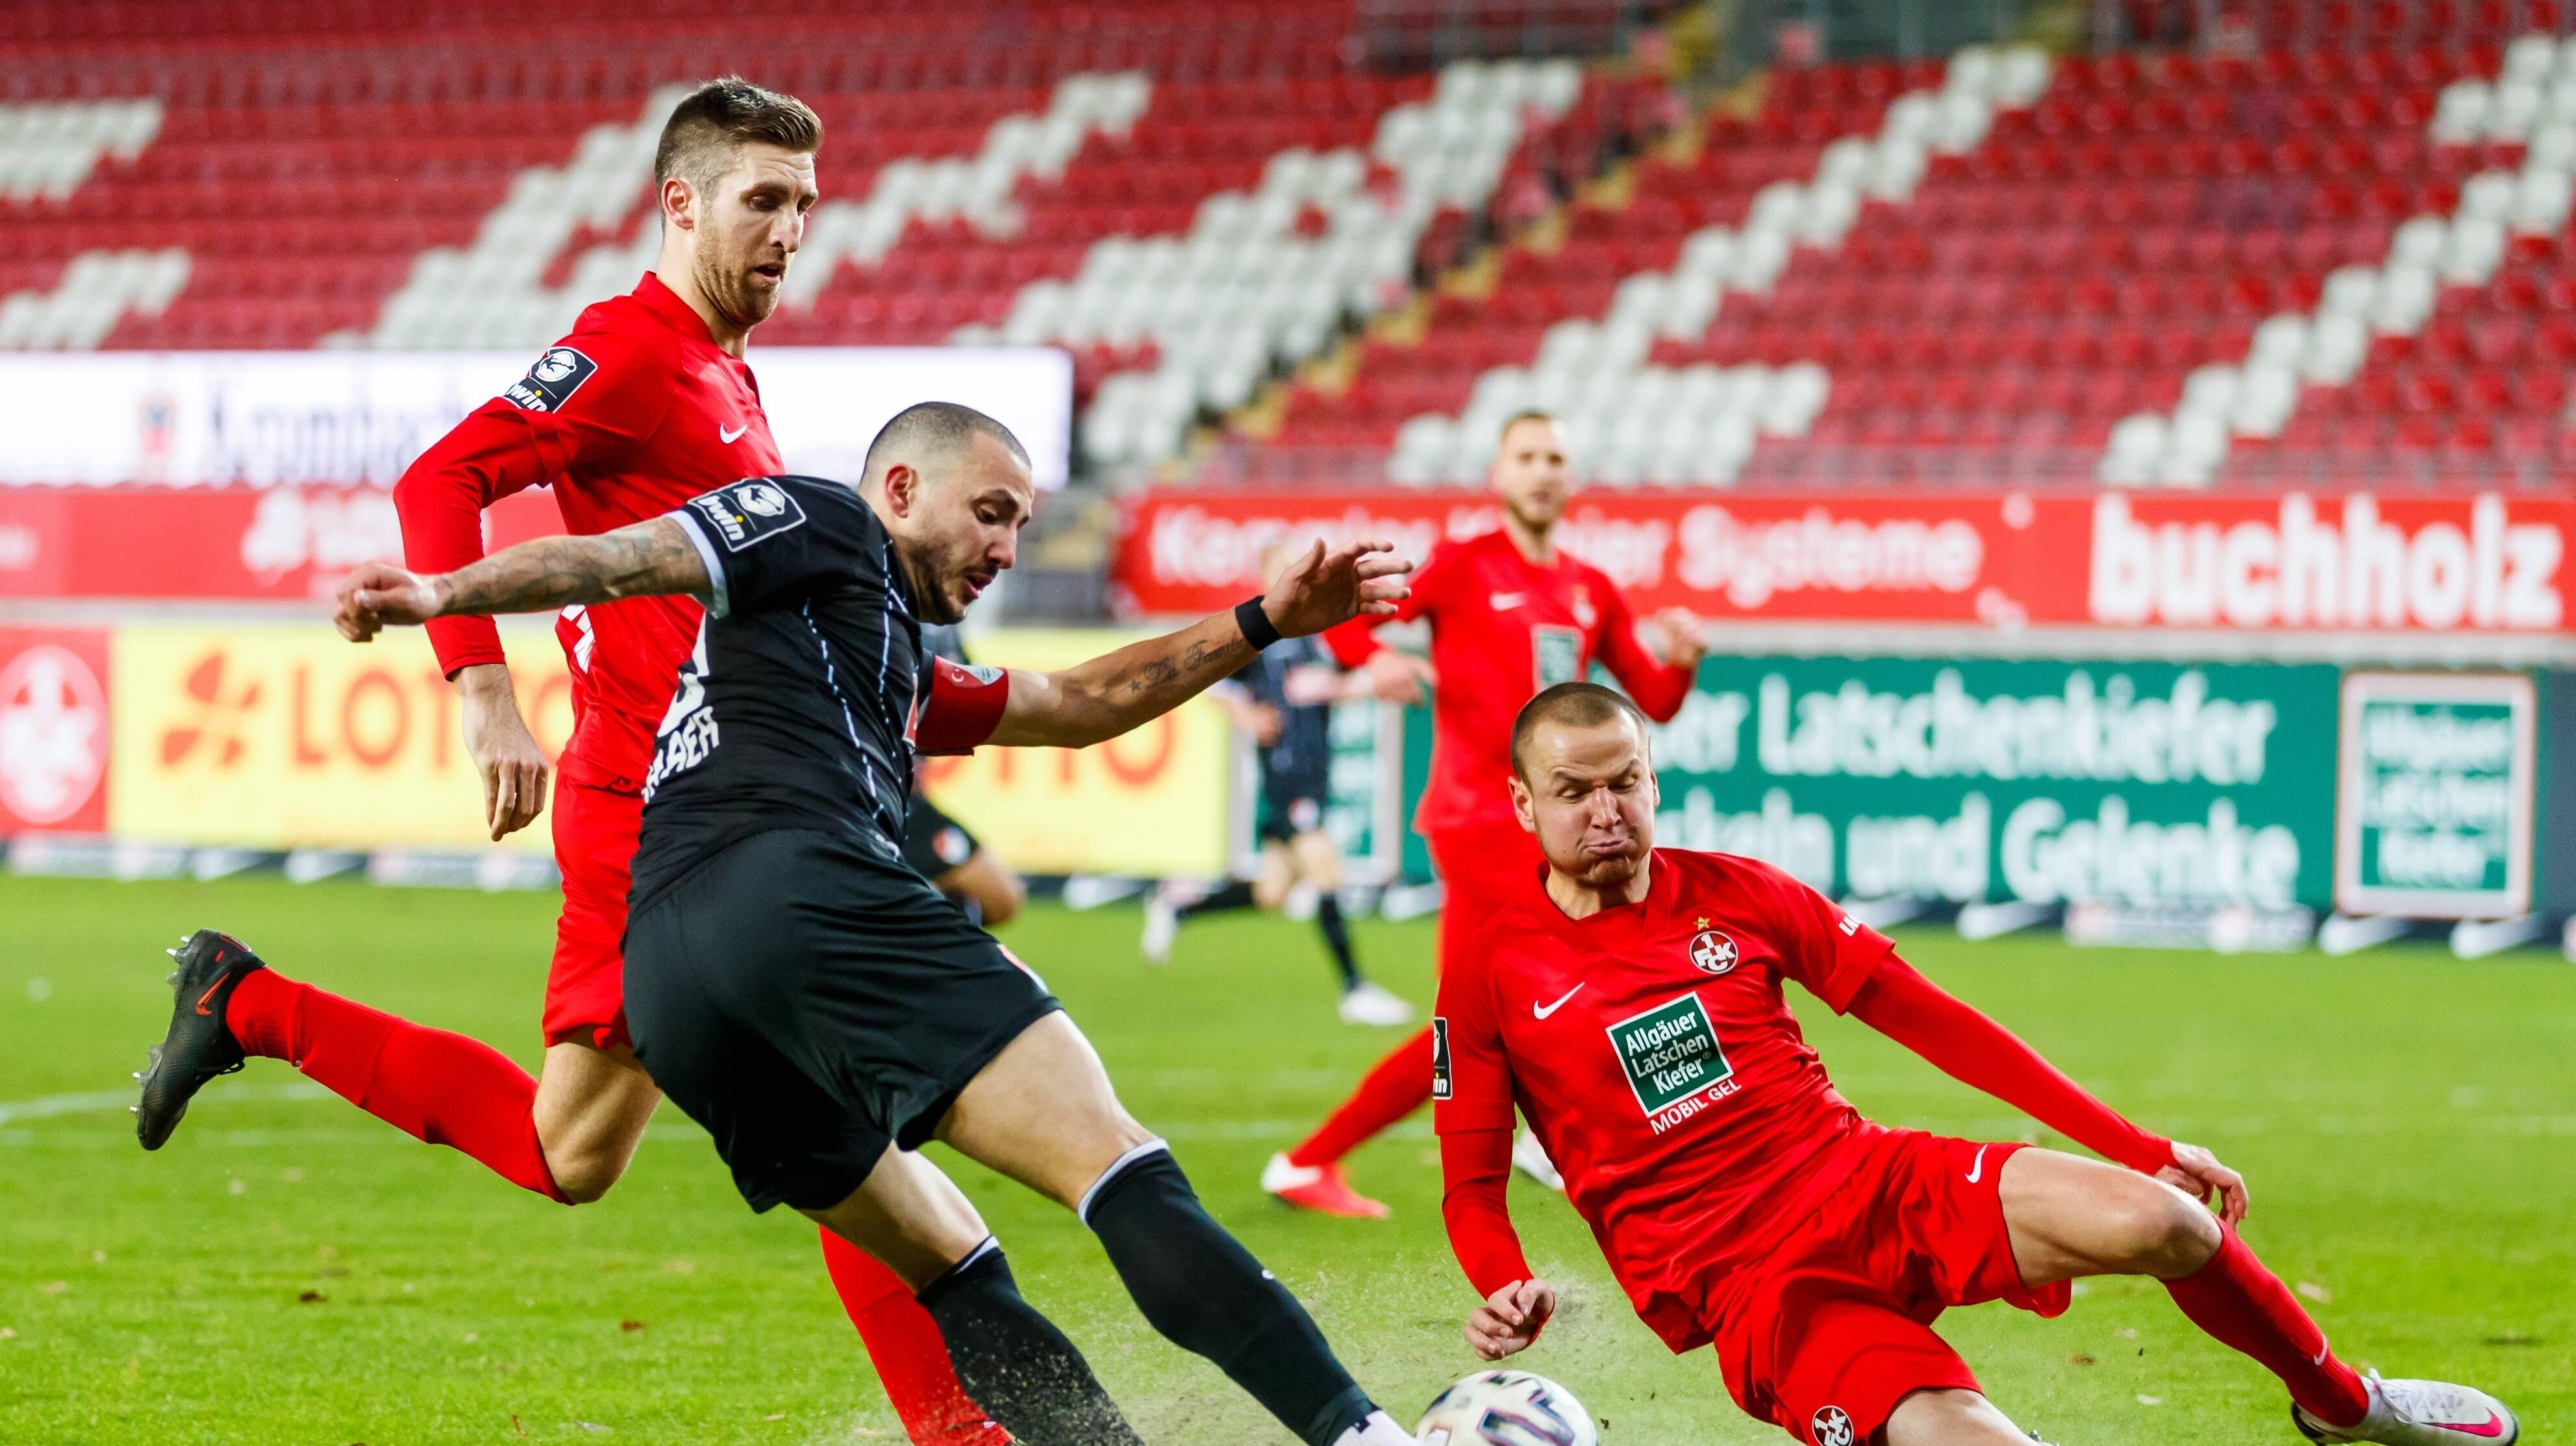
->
[819,1227,1011,1445]
[2164,1224,2370,1429]
[1288,1025,1434,1169]
[224,969,566,1203]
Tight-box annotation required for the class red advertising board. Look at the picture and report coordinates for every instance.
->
[0,486,564,602]
[0,627,112,833]
[1115,488,2576,634]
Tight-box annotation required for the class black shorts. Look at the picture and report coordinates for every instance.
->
[901,792,981,881]
[1258,753,1329,844]
[622,828,1060,1214]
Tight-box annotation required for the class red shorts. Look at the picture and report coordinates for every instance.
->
[1426,822,1542,973]
[542,780,642,1051]
[1705,1125,2070,1446]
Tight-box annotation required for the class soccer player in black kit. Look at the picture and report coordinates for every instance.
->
[1141,551,1414,1026]
[331,403,1425,1446]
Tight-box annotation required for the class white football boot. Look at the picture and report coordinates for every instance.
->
[1139,886,1179,966]
[1336,981,1416,1026]
[1510,1127,1566,1192]
[2294,1372,2518,1445]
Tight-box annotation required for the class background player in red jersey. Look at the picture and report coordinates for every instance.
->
[1435,682,2518,1446]
[1262,409,1707,1217]
[132,79,1003,1446]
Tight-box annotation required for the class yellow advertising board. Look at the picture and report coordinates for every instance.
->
[102,621,1229,873]
[922,629,1231,877]
[108,621,575,851]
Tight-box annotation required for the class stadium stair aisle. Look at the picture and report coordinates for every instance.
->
[2132,31,2576,488]
[1352,45,2053,488]
[0,98,188,347]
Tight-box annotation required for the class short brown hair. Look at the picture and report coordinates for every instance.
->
[1497,408,1562,445]
[1510,681,1649,779]
[654,77,823,199]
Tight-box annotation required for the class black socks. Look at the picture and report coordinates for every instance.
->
[1082,1145,1377,1446]
[1177,880,1257,918]
[915,1241,1143,1446]
[1314,894,1362,991]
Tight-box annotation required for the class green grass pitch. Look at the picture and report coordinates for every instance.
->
[2,872,2571,1444]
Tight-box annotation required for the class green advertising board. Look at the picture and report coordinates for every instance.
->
[1388,654,2344,911]
[2335,672,2537,919]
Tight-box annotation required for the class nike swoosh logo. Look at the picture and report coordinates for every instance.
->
[718,422,748,443]
[1490,592,1526,609]
[194,979,223,1016]
[2311,1345,2331,1367]
[1534,984,1584,1019]
[2440,1412,2508,1438]
[1966,1145,1990,1184]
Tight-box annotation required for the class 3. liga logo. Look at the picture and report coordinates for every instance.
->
[532,348,583,383]
[738,482,789,517]
[1811,1405,1855,1446]
[1687,928,1738,975]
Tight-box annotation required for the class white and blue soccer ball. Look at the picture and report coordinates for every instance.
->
[1414,1369,1598,1446]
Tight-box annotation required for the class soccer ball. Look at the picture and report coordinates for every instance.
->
[1414,1369,1597,1446]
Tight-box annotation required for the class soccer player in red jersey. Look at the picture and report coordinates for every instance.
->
[1436,682,2518,1446]
[1263,409,1707,1217]
[132,79,1003,1446]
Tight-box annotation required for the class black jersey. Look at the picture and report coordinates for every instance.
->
[631,475,1005,909]
[1238,633,1336,778]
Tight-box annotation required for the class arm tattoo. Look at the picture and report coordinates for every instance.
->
[438,517,706,617]
[1123,634,1244,696]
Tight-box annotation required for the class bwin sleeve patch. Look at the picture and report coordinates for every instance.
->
[502,346,599,412]
[687,479,808,553]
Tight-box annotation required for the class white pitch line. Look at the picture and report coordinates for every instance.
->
[0,1080,327,1126]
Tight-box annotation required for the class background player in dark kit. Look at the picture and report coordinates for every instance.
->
[903,622,1025,927]
[328,405,1430,1446]
[1142,544,1414,1027]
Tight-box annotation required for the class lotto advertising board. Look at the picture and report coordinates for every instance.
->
[1116,488,2575,636]
[919,630,1232,879]
[103,621,577,853]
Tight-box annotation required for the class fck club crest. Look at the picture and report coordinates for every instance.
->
[1687,927,1738,976]
[1811,1406,1854,1446]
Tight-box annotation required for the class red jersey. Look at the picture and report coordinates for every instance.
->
[1432,847,1897,1352]
[1326,529,1692,834]
[396,273,784,793]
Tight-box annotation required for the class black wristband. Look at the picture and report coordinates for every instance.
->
[1233,595,1282,651]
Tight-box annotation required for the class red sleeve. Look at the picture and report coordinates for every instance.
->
[1589,570,1693,722]
[1440,1128,1535,1304]
[1321,537,1450,667]
[1432,929,1536,1304]
[1765,866,1896,1014]
[394,325,677,679]
[913,656,1012,755]
[1851,956,2177,1175]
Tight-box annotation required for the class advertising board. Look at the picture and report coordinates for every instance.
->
[2335,671,2537,919]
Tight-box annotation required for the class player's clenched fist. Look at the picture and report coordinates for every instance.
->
[1260,537,1413,638]
[334,561,445,642]
[2155,1140,2249,1227]
[1464,1277,1556,1361]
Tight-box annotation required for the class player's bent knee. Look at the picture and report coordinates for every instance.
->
[2108,1178,2221,1277]
[544,1148,629,1204]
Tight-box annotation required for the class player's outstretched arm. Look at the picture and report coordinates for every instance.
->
[334,517,710,641]
[1849,956,2199,1187]
[988,538,1410,748]
[1442,1128,1550,1358]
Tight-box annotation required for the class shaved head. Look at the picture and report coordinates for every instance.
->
[860,401,1036,627]
[1511,681,1650,782]
[864,401,1031,488]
